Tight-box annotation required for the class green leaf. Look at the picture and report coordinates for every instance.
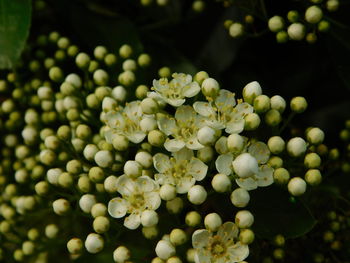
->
[249,185,317,239]
[0,0,32,69]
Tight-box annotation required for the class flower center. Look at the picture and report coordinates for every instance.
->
[128,193,145,210]
[210,240,227,257]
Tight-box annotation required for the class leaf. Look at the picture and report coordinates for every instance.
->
[249,185,317,239]
[0,0,32,69]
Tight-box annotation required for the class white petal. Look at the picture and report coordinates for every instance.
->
[103,128,114,143]
[217,222,239,242]
[234,102,253,116]
[124,212,141,230]
[183,82,200,98]
[154,173,175,186]
[215,89,236,110]
[153,153,171,173]
[175,105,196,122]
[225,119,245,134]
[188,159,208,181]
[176,176,196,194]
[248,142,270,164]
[196,250,211,263]
[137,176,158,192]
[192,229,210,249]
[157,115,177,136]
[144,192,161,210]
[124,101,142,121]
[108,197,128,218]
[173,147,194,161]
[164,139,185,152]
[256,165,274,187]
[215,154,234,175]
[165,98,186,107]
[193,102,216,117]
[186,138,205,150]
[235,177,258,191]
[116,174,136,196]
[126,131,146,144]
[106,112,124,129]
[227,242,249,262]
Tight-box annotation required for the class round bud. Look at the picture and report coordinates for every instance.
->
[327,0,339,11]
[232,153,258,178]
[141,210,159,227]
[287,23,305,41]
[78,175,92,193]
[67,238,83,254]
[197,146,214,163]
[135,151,153,168]
[268,155,283,169]
[83,144,99,161]
[229,23,244,38]
[243,81,262,104]
[93,69,109,86]
[91,203,107,218]
[140,117,158,132]
[305,5,323,24]
[142,226,159,240]
[85,233,104,254]
[113,246,130,263]
[124,160,142,178]
[254,95,270,114]
[306,127,324,145]
[94,150,113,168]
[211,173,231,193]
[268,136,285,154]
[305,169,322,186]
[141,98,159,114]
[304,153,321,168]
[136,85,149,99]
[112,86,127,102]
[197,126,216,145]
[169,228,187,246]
[204,213,222,231]
[268,16,284,32]
[52,198,70,215]
[185,211,201,227]
[215,136,229,155]
[288,177,307,196]
[239,229,255,244]
[265,109,282,126]
[93,216,110,233]
[155,240,176,260]
[227,134,244,152]
[290,96,308,113]
[201,78,219,97]
[122,59,137,71]
[104,175,118,193]
[166,197,183,214]
[270,95,286,113]
[45,224,59,239]
[187,185,207,205]
[160,184,177,201]
[230,188,250,207]
[273,168,290,184]
[194,71,209,85]
[235,210,254,228]
[79,194,97,213]
[118,71,135,86]
[138,53,151,67]
[22,241,35,255]
[119,44,133,58]
[244,113,261,130]
[287,137,307,157]
[148,130,166,147]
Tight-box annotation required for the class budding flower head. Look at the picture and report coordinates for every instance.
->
[211,173,231,193]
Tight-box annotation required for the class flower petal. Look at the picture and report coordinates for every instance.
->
[217,222,239,242]
[164,139,185,152]
[176,176,196,194]
[144,192,161,210]
[175,105,196,123]
[188,159,208,181]
[195,250,211,263]
[192,229,210,249]
[153,153,171,173]
[215,154,234,175]
[186,138,205,150]
[116,174,136,196]
[193,102,215,117]
[158,115,177,136]
[108,197,128,218]
[124,212,141,230]
[173,147,194,161]
[215,89,236,110]
[137,176,158,192]
[235,177,258,191]
[256,165,274,187]
[165,98,186,107]
[227,242,249,262]
[225,119,245,134]
[248,142,270,164]
[126,131,146,144]
[183,82,200,98]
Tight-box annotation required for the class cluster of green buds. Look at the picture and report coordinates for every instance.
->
[223,0,339,43]
[0,29,328,263]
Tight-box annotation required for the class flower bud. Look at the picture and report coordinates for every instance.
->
[268,136,285,154]
[119,44,133,58]
[141,98,159,114]
[305,6,323,24]
[265,109,282,126]
[227,134,244,152]
[148,130,166,147]
[93,216,110,233]
[170,228,187,246]
[185,211,201,227]
[290,96,307,113]
[93,69,109,86]
[273,168,290,184]
[85,233,104,254]
[141,210,159,227]
[235,210,254,228]
[194,71,209,85]
[160,184,177,201]
[306,127,324,145]
[187,185,207,205]
[287,23,305,41]
[211,173,231,193]
[45,224,59,239]
[124,160,142,178]
[136,85,149,99]
[166,197,183,214]
[67,238,83,254]
[270,95,286,113]
[91,203,107,218]
[122,59,137,71]
[201,78,219,97]
[204,213,222,231]
[229,23,244,38]
[142,226,159,239]
[230,188,250,207]
[232,153,258,178]
[268,16,284,32]
[104,175,118,193]
[287,137,307,157]
[239,229,255,244]
[138,53,151,67]
[244,113,261,130]
[118,71,135,86]
[305,169,322,186]
[155,240,176,260]
[197,126,217,145]
[79,194,97,213]
[52,198,70,215]
[304,153,321,168]
[113,246,131,263]
[254,95,270,114]
[243,81,262,104]
[327,0,339,11]
[288,177,307,196]
[94,150,113,168]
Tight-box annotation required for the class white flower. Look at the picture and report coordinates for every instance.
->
[158,105,205,152]
[104,101,148,144]
[149,73,200,107]
[216,141,274,191]
[192,222,249,263]
[153,148,208,194]
[108,175,161,230]
[193,89,253,134]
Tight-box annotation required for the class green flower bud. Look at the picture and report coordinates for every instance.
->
[229,23,244,38]
[194,71,209,85]
[93,69,109,86]
[136,85,149,99]
[94,46,108,60]
[287,10,299,22]
[273,167,290,184]
[244,113,261,130]
[67,238,83,254]
[158,67,171,78]
[49,67,64,82]
[204,213,222,232]
[142,226,159,239]
[288,23,305,41]
[78,175,92,193]
[268,16,284,32]
[89,167,105,183]
[148,130,166,147]
[93,216,110,233]
[304,152,321,168]
[305,169,322,185]
[239,229,255,244]
[119,44,133,59]
[288,177,307,196]
[166,197,183,214]
[118,71,135,86]
[170,228,187,246]
[138,53,151,67]
[76,52,91,69]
